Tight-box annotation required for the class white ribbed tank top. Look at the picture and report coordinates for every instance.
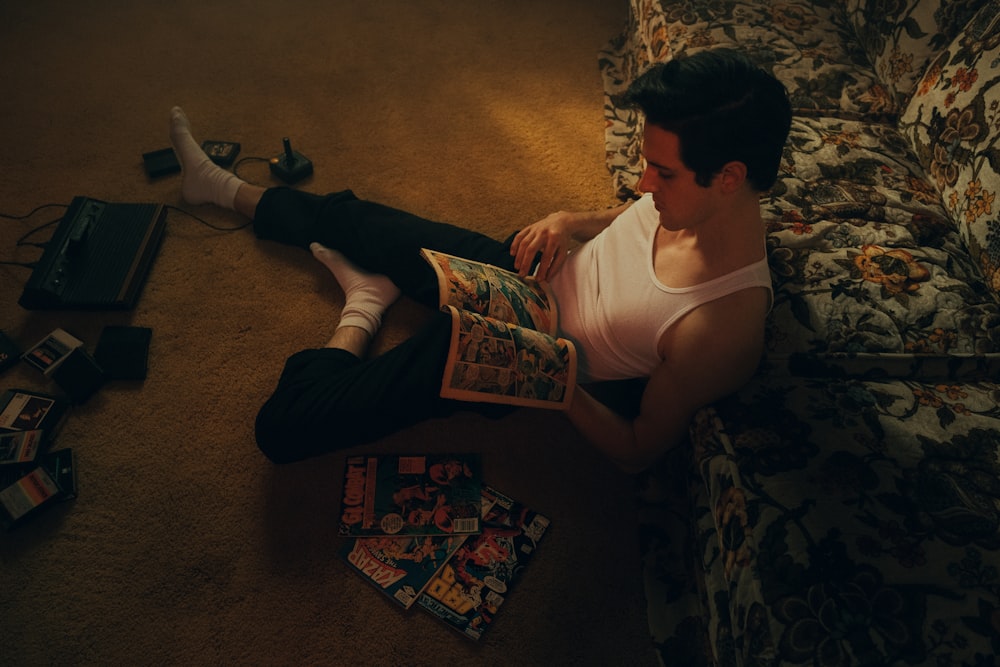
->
[549,194,773,382]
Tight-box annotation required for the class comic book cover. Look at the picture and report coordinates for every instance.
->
[340,534,467,609]
[415,486,551,641]
[420,249,577,410]
[338,454,482,538]
[340,486,508,609]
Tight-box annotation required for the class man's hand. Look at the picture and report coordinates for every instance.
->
[510,204,631,281]
[509,212,575,281]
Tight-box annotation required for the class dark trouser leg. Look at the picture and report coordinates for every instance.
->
[253,188,518,308]
[254,311,513,464]
[252,188,521,463]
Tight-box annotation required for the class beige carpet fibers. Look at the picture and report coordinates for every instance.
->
[1,1,660,664]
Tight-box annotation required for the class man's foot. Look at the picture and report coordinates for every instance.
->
[310,242,401,336]
[169,106,242,209]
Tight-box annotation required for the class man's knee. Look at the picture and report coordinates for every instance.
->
[254,401,307,465]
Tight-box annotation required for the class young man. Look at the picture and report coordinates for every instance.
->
[169,48,792,472]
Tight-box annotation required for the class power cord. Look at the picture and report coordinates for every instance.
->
[0,202,68,221]
[0,203,69,268]
[233,155,270,182]
[1,151,279,265]
[164,205,252,231]
[0,259,38,269]
[164,155,271,231]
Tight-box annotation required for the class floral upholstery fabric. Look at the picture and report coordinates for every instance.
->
[687,375,1000,666]
[845,0,987,111]
[602,0,917,201]
[900,1,1000,296]
[604,0,1000,665]
[601,0,990,201]
[766,116,1000,356]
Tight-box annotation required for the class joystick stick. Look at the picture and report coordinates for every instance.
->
[269,137,313,184]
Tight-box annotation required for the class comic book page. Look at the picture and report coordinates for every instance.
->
[415,487,551,641]
[338,454,482,538]
[420,248,558,336]
[439,306,576,410]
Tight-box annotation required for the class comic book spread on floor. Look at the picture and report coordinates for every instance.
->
[338,454,482,538]
[415,486,551,641]
[340,483,550,640]
[420,248,576,410]
[340,484,509,609]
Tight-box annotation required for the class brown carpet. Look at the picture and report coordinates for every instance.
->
[1,1,659,665]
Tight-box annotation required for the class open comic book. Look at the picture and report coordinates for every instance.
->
[420,249,577,410]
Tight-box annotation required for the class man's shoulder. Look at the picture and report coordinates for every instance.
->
[657,285,769,360]
[681,285,770,334]
[647,286,767,411]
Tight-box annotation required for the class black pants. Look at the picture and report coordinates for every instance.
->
[253,188,518,463]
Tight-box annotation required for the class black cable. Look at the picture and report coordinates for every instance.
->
[165,205,252,231]
[16,217,62,247]
[2,170,263,258]
[233,156,270,182]
[0,204,67,267]
[0,202,68,221]
[161,155,268,231]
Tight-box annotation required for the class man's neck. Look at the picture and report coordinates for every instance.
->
[652,197,765,287]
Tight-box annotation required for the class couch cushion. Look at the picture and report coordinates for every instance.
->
[766,115,1000,355]
[689,375,1000,666]
[900,0,1000,298]
[845,0,987,109]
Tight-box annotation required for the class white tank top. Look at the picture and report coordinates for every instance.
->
[549,194,773,382]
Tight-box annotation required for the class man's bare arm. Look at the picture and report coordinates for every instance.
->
[510,203,631,280]
[565,287,769,473]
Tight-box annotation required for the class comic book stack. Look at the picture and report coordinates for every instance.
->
[338,453,551,641]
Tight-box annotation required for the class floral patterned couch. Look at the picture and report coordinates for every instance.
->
[600,0,1000,664]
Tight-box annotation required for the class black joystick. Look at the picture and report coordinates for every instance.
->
[269,136,313,184]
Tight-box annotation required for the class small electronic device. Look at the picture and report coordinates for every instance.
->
[142,148,181,178]
[0,331,20,375]
[22,329,105,404]
[201,140,241,166]
[269,137,313,184]
[18,197,167,310]
[94,325,152,380]
[0,465,62,530]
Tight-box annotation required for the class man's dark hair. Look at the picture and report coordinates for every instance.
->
[623,48,792,191]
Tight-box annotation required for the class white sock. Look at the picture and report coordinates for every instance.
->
[169,106,242,209]
[310,242,401,336]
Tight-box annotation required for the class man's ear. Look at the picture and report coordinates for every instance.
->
[717,161,748,193]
